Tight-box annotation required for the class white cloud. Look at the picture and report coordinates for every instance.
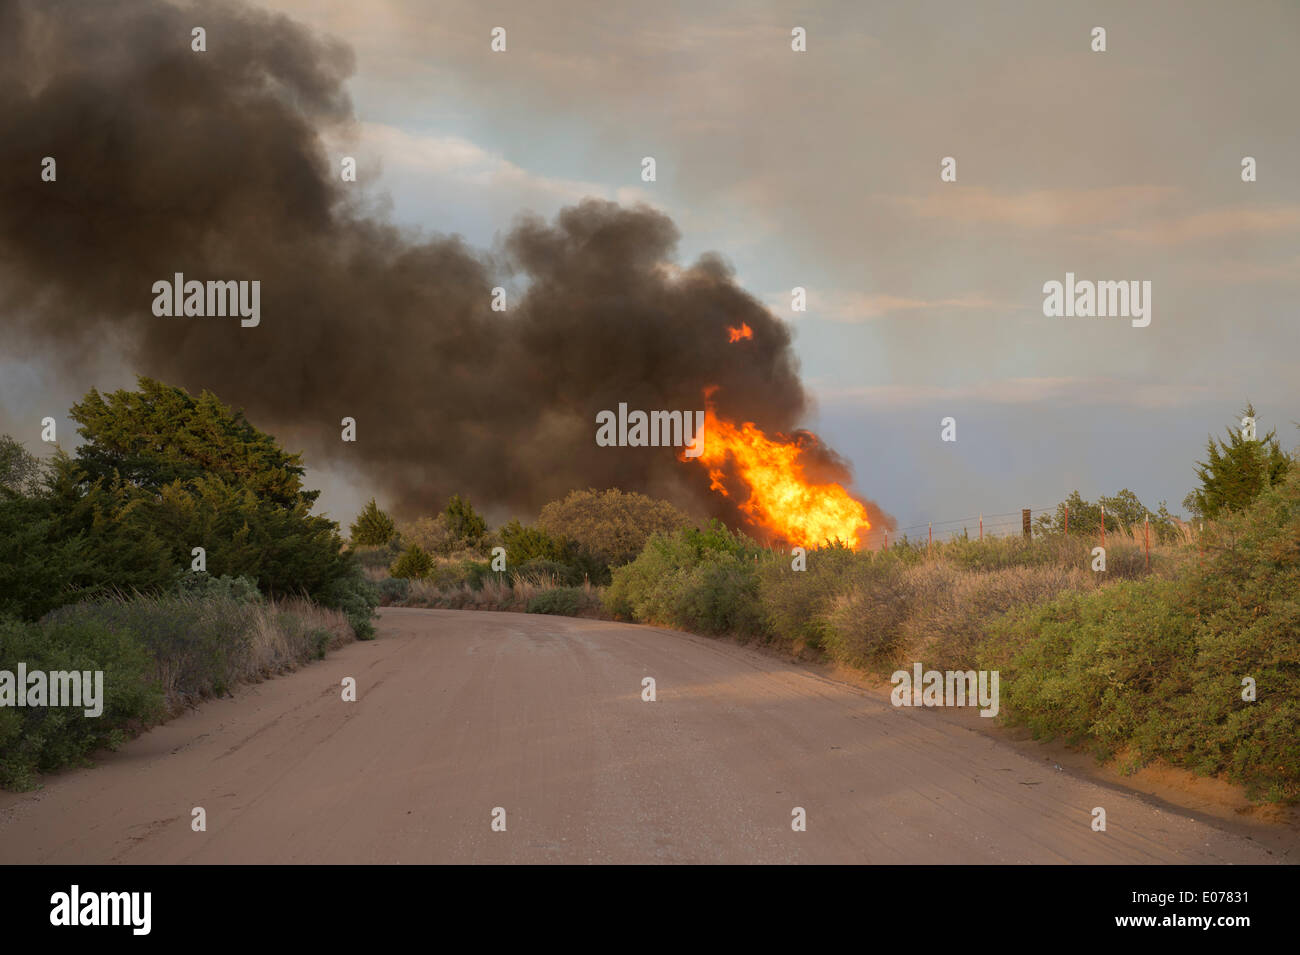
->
[332,122,607,207]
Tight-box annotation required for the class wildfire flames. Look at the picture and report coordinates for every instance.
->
[726,322,754,343]
[683,404,871,548]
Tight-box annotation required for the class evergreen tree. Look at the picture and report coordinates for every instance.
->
[69,377,315,507]
[390,544,433,579]
[0,381,359,617]
[444,494,487,545]
[1035,489,1181,543]
[1185,404,1291,520]
[0,435,43,498]
[536,488,695,568]
[499,519,569,566]
[350,498,396,546]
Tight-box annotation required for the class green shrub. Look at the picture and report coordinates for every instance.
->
[377,577,411,605]
[1034,489,1184,545]
[0,613,163,789]
[1185,403,1291,520]
[982,466,1300,802]
[45,596,255,702]
[943,534,1087,572]
[0,434,43,496]
[605,522,771,637]
[0,382,361,621]
[759,541,858,649]
[444,494,487,547]
[462,559,508,592]
[32,379,359,609]
[425,559,474,589]
[675,556,769,636]
[323,569,380,640]
[822,559,923,667]
[352,542,402,572]
[307,628,333,660]
[0,491,88,620]
[980,581,1207,782]
[172,572,263,602]
[349,498,397,546]
[526,587,584,616]
[515,558,584,586]
[3,587,354,789]
[912,564,1091,670]
[390,544,434,580]
[536,488,696,569]
[500,519,566,565]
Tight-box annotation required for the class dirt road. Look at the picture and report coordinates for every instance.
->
[0,608,1286,864]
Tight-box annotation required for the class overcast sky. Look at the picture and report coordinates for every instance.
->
[4,0,1296,536]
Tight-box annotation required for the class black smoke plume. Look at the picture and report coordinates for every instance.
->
[0,0,891,534]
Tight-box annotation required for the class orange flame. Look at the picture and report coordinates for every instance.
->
[726,322,753,343]
[684,404,871,548]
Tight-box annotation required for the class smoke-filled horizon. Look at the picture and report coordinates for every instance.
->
[0,0,893,537]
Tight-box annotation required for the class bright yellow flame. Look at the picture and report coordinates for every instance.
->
[686,406,871,548]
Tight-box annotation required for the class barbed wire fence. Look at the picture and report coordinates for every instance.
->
[859,506,1059,551]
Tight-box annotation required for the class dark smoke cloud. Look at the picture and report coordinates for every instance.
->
[0,0,892,535]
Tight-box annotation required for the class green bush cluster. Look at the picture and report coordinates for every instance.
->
[526,587,598,616]
[605,521,769,637]
[536,488,695,569]
[0,378,380,790]
[349,498,397,546]
[45,594,255,702]
[983,466,1300,802]
[0,613,163,789]
[377,576,412,604]
[390,543,435,580]
[1185,404,1292,520]
[0,378,371,637]
[172,571,263,602]
[608,524,1122,658]
[377,488,702,601]
[1034,489,1183,544]
[322,569,380,640]
[1,578,355,789]
[758,540,857,650]
[601,485,1299,801]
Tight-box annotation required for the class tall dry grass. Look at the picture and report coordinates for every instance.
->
[3,590,357,789]
[44,591,354,714]
[815,530,1192,671]
[381,568,603,616]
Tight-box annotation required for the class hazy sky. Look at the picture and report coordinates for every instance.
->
[4,0,1296,537]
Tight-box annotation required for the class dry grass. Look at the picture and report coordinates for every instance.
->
[385,569,603,615]
[241,597,353,676]
[48,592,355,714]
[903,563,1095,669]
[801,531,1193,672]
[4,592,356,789]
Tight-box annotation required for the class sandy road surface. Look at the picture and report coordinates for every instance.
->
[0,608,1285,864]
